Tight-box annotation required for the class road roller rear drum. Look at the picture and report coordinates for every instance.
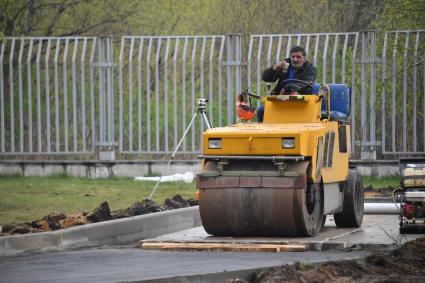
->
[333,170,364,228]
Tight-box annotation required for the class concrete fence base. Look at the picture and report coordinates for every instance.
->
[0,160,201,178]
[0,160,399,178]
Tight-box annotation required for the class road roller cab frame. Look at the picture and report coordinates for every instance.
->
[196,83,364,237]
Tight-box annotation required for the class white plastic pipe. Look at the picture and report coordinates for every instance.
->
[364,203,400,214]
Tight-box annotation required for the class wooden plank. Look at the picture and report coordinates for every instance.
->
[140,242,305,252]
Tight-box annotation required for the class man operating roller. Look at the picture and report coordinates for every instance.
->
[257,45,317,122]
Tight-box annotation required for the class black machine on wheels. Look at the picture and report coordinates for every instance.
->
[398,158,425,233]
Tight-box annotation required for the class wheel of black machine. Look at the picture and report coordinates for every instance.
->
[334,170,364,228]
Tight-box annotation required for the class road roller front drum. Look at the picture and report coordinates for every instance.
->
[198,162,325,237]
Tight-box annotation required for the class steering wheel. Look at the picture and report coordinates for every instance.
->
[282,79,313,94]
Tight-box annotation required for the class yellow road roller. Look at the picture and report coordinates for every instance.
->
[196,83,364,236]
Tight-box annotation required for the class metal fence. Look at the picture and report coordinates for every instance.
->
[0,37,104,155]
[378,30,425,156]
[0,35,240,159]
[116,35,231,155]
[0,31,424,160]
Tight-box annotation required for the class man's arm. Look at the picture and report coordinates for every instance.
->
[262,66,280,82]
[262,60,289,82]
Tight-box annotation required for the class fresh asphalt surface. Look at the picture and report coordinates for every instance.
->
[0,246,369,283]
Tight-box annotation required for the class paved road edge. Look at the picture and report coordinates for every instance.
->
[133,256,367,283]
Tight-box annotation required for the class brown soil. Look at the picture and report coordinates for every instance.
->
[225,236,425,283]
[364,185,396,198]
[0,195,198,236]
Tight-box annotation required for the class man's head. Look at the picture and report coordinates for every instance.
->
[290,46,306,69]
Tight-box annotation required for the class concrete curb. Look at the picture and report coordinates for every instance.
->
[0,206,201,257]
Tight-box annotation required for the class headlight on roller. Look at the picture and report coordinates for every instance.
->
[282,137,295,149]
[208,138,222,149]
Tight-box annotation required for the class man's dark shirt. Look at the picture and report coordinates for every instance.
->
[262,58,317,94]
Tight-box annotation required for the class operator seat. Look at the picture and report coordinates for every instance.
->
[312,84,351,123]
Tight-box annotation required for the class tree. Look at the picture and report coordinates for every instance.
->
[0,0,139,37]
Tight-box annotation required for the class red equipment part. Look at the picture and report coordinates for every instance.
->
[403,203,414,219]
[236,93,256,121]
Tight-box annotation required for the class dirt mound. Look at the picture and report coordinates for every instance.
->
[236,237,425,283]
[364,185,397,198]
[112,199,165,219]
[0,195,198,236]
[87,201,113,222]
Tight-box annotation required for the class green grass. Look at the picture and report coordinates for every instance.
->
[0,176,196,225]
[361,176,400,189]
